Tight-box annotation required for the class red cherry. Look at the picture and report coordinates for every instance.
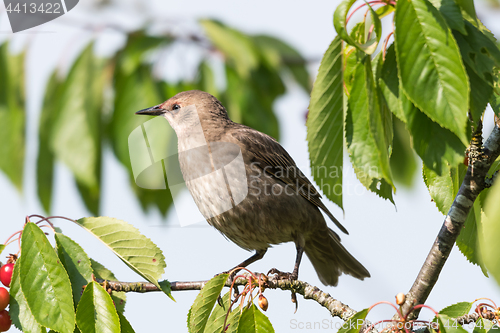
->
[0,288,8,311]
[0,310,11,332]
[0,264,14,288]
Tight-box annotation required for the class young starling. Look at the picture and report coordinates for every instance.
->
[136,90,369,286]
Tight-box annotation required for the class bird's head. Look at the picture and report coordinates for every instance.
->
[135,90,230,136]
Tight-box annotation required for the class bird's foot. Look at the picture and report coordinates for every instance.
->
[267,268,298,281]
[267,269,300,312]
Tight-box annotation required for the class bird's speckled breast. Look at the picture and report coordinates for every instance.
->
[180,149,325,251]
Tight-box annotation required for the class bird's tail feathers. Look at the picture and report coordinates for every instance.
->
[304,228,370,286]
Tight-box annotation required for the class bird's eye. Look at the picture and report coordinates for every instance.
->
[172,104,181,110]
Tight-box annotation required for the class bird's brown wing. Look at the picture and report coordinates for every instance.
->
[229,126,348,235]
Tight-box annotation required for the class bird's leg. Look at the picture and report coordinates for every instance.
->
[216,249,267,299]
[224,249,267,280]
[268,245,304,281]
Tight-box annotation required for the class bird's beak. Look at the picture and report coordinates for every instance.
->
[135,104,165,116]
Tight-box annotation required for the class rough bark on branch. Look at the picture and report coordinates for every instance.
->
[455,311,497,325]
[97,275,358,321]
[399,124,500,320]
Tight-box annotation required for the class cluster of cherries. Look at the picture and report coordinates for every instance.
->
[0,259,14,332]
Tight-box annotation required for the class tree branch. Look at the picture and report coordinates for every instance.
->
[455,311,497,325]
[399,123,500,320]
[97,275,358,321]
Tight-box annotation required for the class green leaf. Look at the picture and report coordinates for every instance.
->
[343,46,360,94]
[423,163,466,215]
[222,65,245,124]
[115,34,177,215]
[453,21,500,83]
[379,45,405,121]
[9,260,44,332]
[20,222,75,333]
[382,47,465,172]
[455,0,477,24]
[253,35,311,92]
[55,233,94,305]
[465,63,493,125]
[118,312,135,333]
[453,21,500,124]
[479,177,500,286]
[430,0,467,35]
[188,274,228,333]
[349,22,367,48]
[76,217,166,289]
[51,43,105,215]
[238,304,274,333]
[0,43,25,191]
[474,317,487,333]
[200,19,259,79]
[373,52,394,162]
[0,245,4,256]
[376,4,394,18]
[400,88,465,172]
[224,309,241,333]
[487,324,500,333]
[221,64,282,140]
[111,64,174,215]
[158,279,175,301]
[37,71,64,213]
[346,56,394,201]
[204,291,239,333]
[197,61,218,97]
[90,259,126,314]
[116,30,170,76]
[488,158,500,178]
[246,64,284,140]
[307,36,344,209]
[334,0,382,54]
[395,0,469,145]
[76,281,120,333]
[438,314,469,333]
[439,301,472,317]
[338,309,369,333]
[390,118,417,187]
[456,191,488,274]
[491,70,500,118]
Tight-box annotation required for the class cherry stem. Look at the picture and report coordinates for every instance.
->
[3,231,22,246]
[382,31,394,59]
[365,319,405,333]
[346,1,390,25]
[38,224,56,233]
[365,302,407,333]
[369,301,404,319]
[227,267,259,281]
[404,304,439,320]
[223,296,241,332]
[28,214,79,230]
[223,268,268,331]
[475,302,495,320]
[473,297,498,310]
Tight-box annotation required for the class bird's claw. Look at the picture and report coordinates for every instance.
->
[267,269,300,312]
[267,268,298,281]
